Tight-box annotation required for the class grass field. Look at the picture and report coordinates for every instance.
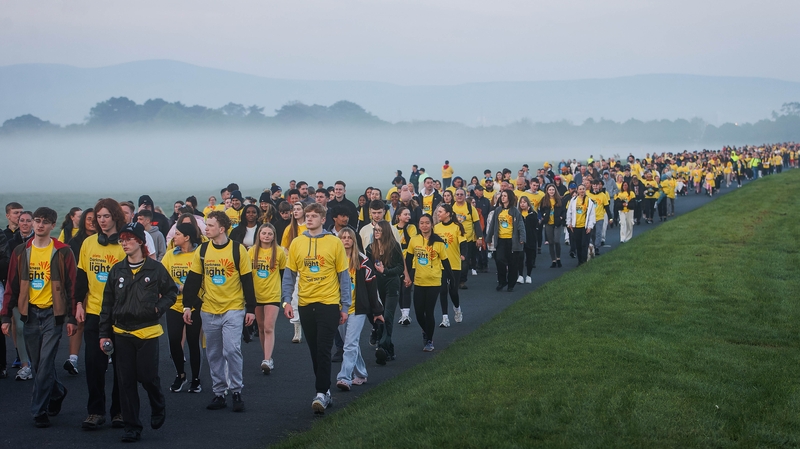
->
[273,170,800,449]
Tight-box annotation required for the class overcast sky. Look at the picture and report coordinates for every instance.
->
[1,0,798,85]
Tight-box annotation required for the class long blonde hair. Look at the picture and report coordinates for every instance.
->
[252,223,278,271]
[337,227,361,272]
[287,202,305,246]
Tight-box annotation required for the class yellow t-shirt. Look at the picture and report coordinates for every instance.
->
[586,191,609,220]
[497,209,513,239]
[281,223,307,249]
[189,240,252,314]
[203,205,225,217]
[395,223,418,249]
[161,247,196,313]
[286,234,349,307]
[642,180,660,199]
[225,207,242,229]
[405,235,448,287]
[615,192,635,213]
[515,190,536,211]
[421,195,434,215]
[547,198,556,225]
[78,234,126,316]
[574,196,589,228]
[434,222,465,271]
[248,245,287,304]
[442,165,454,179]
[28,240,54,308]
[57,228,77,243]
[451,202,480,242]
[529,190,545,210]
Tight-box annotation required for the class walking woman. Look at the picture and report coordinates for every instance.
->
[539,184,566,268]
[99,223,177,442]
[434,204,465,327]
[486,190,525,292]
[58,207,82,243]
[366,221,404,364]
[335,227,383,390]
[615,181,635,243]
[248,223,286,374]
[230,204,261,249]
[404,214,452,352]
[393,206,417,325]
[517,196,537,283]
[64,208,95,375]
[161,222,204,393]
[281,202,306,343]
[566,185,597,265]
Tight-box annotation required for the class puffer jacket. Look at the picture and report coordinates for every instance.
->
[99,257,177,338]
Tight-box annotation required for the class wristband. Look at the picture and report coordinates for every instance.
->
[183,308,191,312]
[282,302,291,309]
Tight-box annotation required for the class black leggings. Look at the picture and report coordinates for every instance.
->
[414,285,439,342]
[439,270,460,314]
[166,309,202,379]
[519,247,536,276]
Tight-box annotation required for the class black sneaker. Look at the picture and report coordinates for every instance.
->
[207,395,227,410]
[121,430,141,442]
[375,348,388,366]
[495,283,507,291]
[63,359,79,376]
[81,414,106,430]
[47,386,67,416]
[232,393,245,412]
[550,262,557,268]
[112,414,125,428]
[34,414,51,428]
[557,260,562,267]
[0,368,6,379]
[151,408,165,429]
[188,378,202,393]
[170,374,188,393]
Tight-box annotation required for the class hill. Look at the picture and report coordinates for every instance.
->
[2,60,799,126]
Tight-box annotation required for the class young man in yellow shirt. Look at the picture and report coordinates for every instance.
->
[2,207,77,428]
[282,203,351,415]
[182,211,256,413]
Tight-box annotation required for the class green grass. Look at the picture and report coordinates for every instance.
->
[273,171,800,449]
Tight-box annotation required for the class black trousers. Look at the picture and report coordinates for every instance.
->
[414,285,439,342]
[519,246,536,276]
[573,227,590,264]
[84,314,121,417]
[494,238,518,287]
[299,303,340,394]
[439,270,460,314]
[115,335,164,433]
[166,309,203,380]
[643,198,656,220]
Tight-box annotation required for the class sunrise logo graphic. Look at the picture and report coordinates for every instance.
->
[38,261,51,281]
[316,255,326,266]
[219,259,236,277]
[105,254,120,265]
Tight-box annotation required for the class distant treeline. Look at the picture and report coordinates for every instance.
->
[2,97,799,145]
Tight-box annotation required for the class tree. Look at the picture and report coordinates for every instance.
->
[0,114,59,134]
[87,97,140,126]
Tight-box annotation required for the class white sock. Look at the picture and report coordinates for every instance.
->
[69,354,78,364]
[442,314,449,319]
[455,307,461,313]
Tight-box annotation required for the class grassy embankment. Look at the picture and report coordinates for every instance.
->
[274,170,800,448]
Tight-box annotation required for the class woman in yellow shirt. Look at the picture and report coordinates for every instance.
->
[404,214,452,352]
[248,223,286,374]
[615,181,636,243]
[58,207,82,243]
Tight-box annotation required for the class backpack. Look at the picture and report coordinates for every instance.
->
[198,240,241,273]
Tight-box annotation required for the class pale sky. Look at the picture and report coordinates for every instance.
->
[1,0,798,84]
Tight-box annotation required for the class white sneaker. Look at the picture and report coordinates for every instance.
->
[16,366,32,381]
[525,276,532,284]
[439,315,450,328]
[261,359,274,374]
[517,275,524,284]
[454,308,462,323]
[471,269,477,276]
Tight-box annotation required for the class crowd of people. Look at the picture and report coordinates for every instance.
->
[0,142,796,441]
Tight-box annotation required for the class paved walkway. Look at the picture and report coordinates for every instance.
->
[0,181,750,448]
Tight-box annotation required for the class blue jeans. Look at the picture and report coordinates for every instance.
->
[337,313,367,385]
[23,306,66,418]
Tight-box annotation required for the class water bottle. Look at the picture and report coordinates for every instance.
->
[102,340,114,355]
